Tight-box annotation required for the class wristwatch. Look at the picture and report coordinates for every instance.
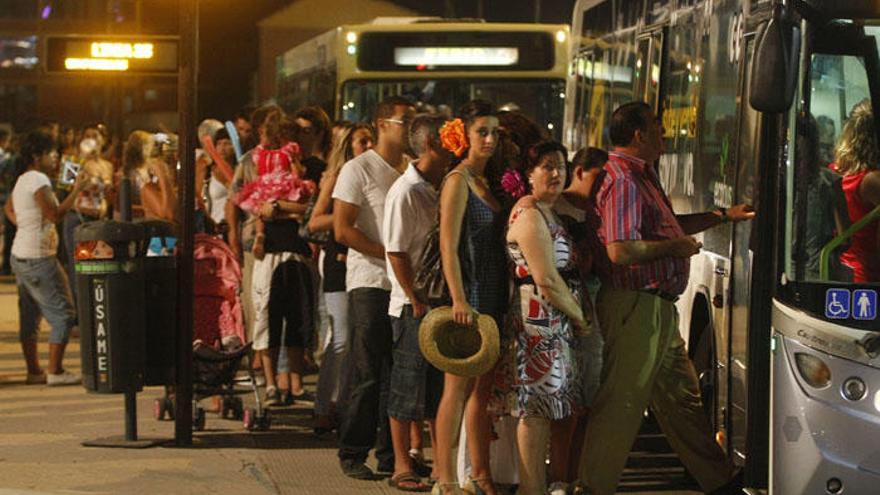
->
[271,200,280,212]
[718,207,728,223]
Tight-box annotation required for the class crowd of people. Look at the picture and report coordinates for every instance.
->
[4,91,877,495]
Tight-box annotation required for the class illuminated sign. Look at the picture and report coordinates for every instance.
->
[90,42,154,59]
[46,36,178,75]
[394,47,519,66]
[65,58,129,71]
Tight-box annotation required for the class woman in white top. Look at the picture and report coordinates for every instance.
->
[4,129,87,386]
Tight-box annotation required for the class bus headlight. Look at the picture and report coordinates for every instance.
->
[346,31,358,44]
[795,353,831,389]
[556,30,567,43]
[842,376,867,401]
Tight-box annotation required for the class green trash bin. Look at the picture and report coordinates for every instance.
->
[74,220,146,393]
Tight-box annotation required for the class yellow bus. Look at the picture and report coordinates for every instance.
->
[276,18,569,137]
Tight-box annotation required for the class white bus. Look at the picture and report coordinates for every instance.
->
[276,18,569,137]
[564,0,880,493]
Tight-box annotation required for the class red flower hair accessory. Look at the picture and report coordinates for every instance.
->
[501,169,527,200]
[439,119,468,157]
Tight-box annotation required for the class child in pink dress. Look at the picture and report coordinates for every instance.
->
[234,141,316,259]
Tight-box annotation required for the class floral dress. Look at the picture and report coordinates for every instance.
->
[506,202,582,419]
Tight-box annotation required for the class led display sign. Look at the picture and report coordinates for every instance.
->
[394,47,519,66]
[46,36,178,75]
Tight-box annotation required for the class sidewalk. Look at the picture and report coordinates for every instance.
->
[0,278,398,495]
[0,277,698,494]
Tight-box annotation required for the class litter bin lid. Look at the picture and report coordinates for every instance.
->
[74,220,144,243]
[136,219,178,238]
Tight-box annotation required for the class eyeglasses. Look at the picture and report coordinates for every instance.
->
[383,118,411,126]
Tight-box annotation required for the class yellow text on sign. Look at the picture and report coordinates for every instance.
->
[65,58,129,71]
[90,42,154,59]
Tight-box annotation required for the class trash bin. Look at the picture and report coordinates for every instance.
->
[138,219,178,386]
[75,220,146,393]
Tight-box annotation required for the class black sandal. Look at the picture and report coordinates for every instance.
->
[388,472,432,492]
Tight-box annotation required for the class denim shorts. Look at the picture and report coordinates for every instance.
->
[388,305,444,421]
[11,256,77,344]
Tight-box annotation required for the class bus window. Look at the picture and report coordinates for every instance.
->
[341,79,566,138]
[791,48,877,283]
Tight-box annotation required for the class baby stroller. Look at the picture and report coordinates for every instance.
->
[154,233,270,431]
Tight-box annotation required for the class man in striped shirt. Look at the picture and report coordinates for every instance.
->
[578,102,753,495]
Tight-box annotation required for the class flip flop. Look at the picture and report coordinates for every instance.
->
[388,472,431,492]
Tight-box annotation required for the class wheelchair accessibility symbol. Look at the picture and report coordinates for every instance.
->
[825,289,851,319]
[853,290,877,321]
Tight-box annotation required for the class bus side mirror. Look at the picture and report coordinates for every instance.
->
[750,12,800,113]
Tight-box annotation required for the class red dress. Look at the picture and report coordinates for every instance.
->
[841,170,880,282]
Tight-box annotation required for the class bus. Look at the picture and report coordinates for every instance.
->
[275,18,569,138]
[564,0,880,493]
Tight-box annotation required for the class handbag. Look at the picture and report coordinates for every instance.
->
[297,197,331,245]
[413,174,472,307]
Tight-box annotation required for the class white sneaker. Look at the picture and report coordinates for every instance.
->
[47,370,81,386]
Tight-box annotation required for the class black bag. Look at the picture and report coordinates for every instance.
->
[297,198,331,245]
[413,212,471,308]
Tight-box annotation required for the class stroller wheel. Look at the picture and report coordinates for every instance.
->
[257,411,271,431]
[193,407,206,431]
[163,398,175,420]
[153,398,165,421]
[243,407,257,430]
[232,400,244,420]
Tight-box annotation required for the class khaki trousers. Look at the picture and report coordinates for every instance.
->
[578,287,732,495]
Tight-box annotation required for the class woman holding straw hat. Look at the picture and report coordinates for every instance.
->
[433,100,508,495]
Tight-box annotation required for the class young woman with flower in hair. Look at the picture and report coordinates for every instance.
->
[434,100,508,495]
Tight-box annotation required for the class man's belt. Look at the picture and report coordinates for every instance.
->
[637,288,680,303]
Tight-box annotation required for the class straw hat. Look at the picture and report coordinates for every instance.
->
[419,306,500,377]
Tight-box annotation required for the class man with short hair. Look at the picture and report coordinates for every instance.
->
[383,115,450,490]
[578,101,753,495]
[333,96,415,479]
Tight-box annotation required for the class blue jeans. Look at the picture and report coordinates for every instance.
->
[11,256,77,344]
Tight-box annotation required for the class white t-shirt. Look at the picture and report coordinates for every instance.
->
[332,149,401,290]
[208,174,228,225]
[11,170,58,259]
[383,163,439,317]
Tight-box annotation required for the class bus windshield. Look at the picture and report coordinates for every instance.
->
[340,79,565,138]
[789,25,880,287]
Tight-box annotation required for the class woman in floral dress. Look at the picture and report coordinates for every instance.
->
[505,141,590,495]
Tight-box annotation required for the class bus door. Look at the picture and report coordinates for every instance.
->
[770,20,880,494]
[727,30,761,466]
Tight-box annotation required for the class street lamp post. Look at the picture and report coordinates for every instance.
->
[175,0,198,446]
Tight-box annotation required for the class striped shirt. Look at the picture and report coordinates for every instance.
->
[594,151,689,295]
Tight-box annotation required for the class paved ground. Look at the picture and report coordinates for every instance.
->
[0,276,699,494]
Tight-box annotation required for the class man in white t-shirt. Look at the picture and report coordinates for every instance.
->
[383,115,451,488]
[332,96,414,479]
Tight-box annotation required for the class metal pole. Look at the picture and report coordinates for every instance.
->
[175,0,197,446]
[124,390,137,441]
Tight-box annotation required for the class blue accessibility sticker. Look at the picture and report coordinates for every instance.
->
[825,289,851,319]
[853,290,877,321]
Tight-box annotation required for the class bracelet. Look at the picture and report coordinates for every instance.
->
[718,207,728,223]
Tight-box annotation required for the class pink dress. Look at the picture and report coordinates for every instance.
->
[234,142,316,213]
